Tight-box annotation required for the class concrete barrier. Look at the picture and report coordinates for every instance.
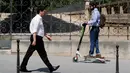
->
[11,40,130,59]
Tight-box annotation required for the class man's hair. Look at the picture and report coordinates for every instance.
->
[36,5,48,14]
[89,1,98,7]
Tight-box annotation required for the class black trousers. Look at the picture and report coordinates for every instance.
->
[21,35,53,70]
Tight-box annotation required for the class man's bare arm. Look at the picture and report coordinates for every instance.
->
[32,32,37,46]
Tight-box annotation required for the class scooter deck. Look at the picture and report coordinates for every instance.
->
[83,57,106,63]
[83,56,110,63]
[73,56,110,63]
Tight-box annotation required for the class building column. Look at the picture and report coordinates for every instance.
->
[101,7,107,15]
[120,6,124,14]
[84,1,90,21]
[111,7,115,14]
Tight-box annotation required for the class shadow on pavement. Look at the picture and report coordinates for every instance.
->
[30,67,60,73]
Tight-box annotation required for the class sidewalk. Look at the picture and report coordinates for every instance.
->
[0,54,130,73]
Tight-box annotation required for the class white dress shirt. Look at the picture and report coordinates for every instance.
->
[29,14,44,37]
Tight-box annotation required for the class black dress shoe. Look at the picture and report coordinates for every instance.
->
[20,68,32,72]
[50,65,60,73]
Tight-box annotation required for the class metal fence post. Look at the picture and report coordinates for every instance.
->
[17,39,20,73]
[116,45,119,73]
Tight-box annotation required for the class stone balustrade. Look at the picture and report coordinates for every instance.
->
[85,0,130,24]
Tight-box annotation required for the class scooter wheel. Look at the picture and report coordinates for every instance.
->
[73,56,78,62]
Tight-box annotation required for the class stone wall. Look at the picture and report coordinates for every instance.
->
[84,1,130,24]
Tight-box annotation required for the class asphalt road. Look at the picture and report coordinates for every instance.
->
[0,54,130,73]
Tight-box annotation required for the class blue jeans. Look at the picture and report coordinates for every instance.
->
[89,26,100,56]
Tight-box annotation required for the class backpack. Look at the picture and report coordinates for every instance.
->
[99,14,106,28]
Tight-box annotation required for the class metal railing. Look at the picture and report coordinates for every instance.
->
[0,0,130,40]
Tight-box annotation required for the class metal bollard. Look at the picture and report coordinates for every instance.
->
[17,39,20,73]
[116,45,119,73]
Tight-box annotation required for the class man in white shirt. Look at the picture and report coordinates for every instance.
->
[20,6,60,73]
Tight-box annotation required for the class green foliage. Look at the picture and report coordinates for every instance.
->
[94,0,117,4]
[47,0,84,10]
[0,0,118,12]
